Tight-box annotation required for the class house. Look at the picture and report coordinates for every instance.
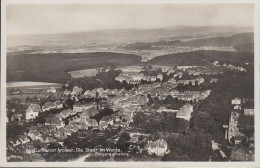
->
[54,100,63,109]
[156,73,163,81]
[228,111,240,141]
[19,135,31,144]
[80,111,90,123]
[47,87,56,93]
[176,104,193,121]
[213,60,219,66]
[142,76,151,82]
[99,122,109,130]
[26,104,41,120]
[85,107,99,117]
[117,121,129,128]
[150,76,157,82]
[174,72,183,78]
[249,136,254,148]
[73,103,93,112]
[132,73,145,82]
[196,77,205,85]
[63,89,72,96]
[84,90,95,98]
[234,136,245,145]
[45,116,65,129]
[233,104,242,110]
[115,75,132,83]
[157,107,178,113]
[100,115,114,126]
[60,109,72,119]
[11,113,23,122]
[10,138,22,147]
[168,78,177,84]
[42,102,56,112]
[24,143,36,154]
[231,98,241,105]
[244,108,254,116]
[145,139,168,156]
[71,86,83,96]
[210,78,218,83]
[88,119,98,127]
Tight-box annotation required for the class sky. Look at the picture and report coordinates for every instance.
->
[7,3,254,35]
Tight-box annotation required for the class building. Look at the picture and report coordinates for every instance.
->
[177,66,197,70]
[233,104,242,110]
[196,77,205,85]
[11,114,23,122]
[73,104,93,112]
[145,139,168,156]
[150,76,157,82]
[168,78,177,84]
[157,107,178,113]
[25,104,41,120]
[47,87,56,93]
[157,73,163,81]
[71,86,83,96]
[174,72,183,78]
[213,60,219,66]
[228,111,240,141]
[231,98,242,105]
[176,104,193,121]
[54,100,63,109]
[210,78,218,83]
[42,102,56,112]
[244,108,254,116]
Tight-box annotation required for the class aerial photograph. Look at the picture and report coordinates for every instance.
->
[5,3,254,162]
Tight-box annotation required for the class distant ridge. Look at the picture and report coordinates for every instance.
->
[7,26,253,47]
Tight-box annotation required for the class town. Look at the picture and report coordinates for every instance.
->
[6,60,254,162]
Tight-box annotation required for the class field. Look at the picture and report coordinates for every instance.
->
[7,81,62,88]
[7,82,63,101]
[116,65,144,73]
[68,69,100,78]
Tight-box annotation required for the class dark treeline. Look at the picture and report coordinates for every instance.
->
[66,69,139,91]
[7,52,142,83]
[149,51,254,67]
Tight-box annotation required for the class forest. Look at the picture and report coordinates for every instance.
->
[7,52,141,83]
[149,50,254,67]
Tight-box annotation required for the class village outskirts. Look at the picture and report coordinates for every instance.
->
[6,60,254,162]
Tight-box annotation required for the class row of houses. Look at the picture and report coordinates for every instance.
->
[224,98,254,161]
[223,63,247,72]
[25,100,63,120]
[231,98,254,116]
[176,77,205,85]
[115,72,164,84]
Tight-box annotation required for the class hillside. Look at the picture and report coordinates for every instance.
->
[149,50,254,67]
[234,43,254,52]
[7,26,252,48]
[120,33,253,52]
[7,52,141,83]
[175,33,253,48]
[121,40,181,50]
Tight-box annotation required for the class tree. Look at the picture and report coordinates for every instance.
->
[173,119,189,134]
[116,132,130,152]
[61,84,67,91]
